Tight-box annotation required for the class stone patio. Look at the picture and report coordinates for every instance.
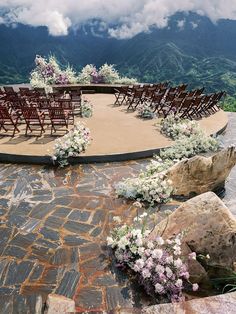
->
[0,113,235,313]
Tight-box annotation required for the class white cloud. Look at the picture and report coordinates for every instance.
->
[191,21,199,29]
[0,1,236,38]
[177,19,186,30]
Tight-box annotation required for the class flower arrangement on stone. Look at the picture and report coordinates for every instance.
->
[115,116,219,204]
[52,122,91,167]
[138,103,156,119]
[81,99,93,118]
[30,55,78,92]
[107,214,198,302]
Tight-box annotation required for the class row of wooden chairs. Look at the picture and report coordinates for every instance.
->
[114,83,226,119]
[159,91,225,119]
[0,87,82,137]
[114,82,169,107]
[0,103,72,137]
[0,86,82,106]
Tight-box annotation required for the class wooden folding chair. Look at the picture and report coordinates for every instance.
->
[179,98,195,119]
[194,88,205,97]
[34,87,46,98]
[163,98,183,117]
[3,86,15,95]
[176,84,188,93]
[54,99,74,125]
[48,108,69,135]
[189,96,204,119]
[196,95,212,117]
[21,107,45,136]
[0,105,20,137]
[6,95,23,117]
[19,87,31,96]
[143,87,158,105]
[152,92,166,114]
[114,86,129,105]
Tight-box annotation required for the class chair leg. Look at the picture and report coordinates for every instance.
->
[51,124,55,135]
[2,125,7,132]
[25,124,29,136]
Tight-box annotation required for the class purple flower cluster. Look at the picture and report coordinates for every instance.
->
[42,64,55,78]
[108,221,199,302]
[91,71,105,84]
[55,73,70,85]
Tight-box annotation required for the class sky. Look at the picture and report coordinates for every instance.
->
[0,0,236,38]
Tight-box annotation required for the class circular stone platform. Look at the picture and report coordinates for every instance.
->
[0,93,228,164]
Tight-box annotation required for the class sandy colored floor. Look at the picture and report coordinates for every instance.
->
[0,93,228,157]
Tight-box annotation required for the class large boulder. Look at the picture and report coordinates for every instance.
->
[142,291,236,314]
[166,147,236,198]
[150,192,236,269]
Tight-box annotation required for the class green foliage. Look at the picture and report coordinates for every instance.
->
[221,96,236,112]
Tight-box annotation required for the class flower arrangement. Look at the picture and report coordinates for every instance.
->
[30,55,78,92]
[78,63,137,85]
[107,215,198,302]
[81,99,93,118]
[115,77,138,85]
[30,55,137,87]
[138,104,156,119]
[52,122,91,167]
[160,114,200,139]
[98,63,119,84]
[160,133,219,161]
[116,173,173,205]
[78,64,99,84]
[115,116,219,204]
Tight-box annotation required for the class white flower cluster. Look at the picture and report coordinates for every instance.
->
[30,70,53,93]
[116,173,173,205]
[144,157,174,177]
[98,63,119,84]
[107,216,198,301]
[138,104,156,119]
[77,63,137,85]
[77,64,97,84]
[52,122,91,167]
[160,114,200,140]
[115,77,138,85]
[81,99,93,118]
[160,132,219,160]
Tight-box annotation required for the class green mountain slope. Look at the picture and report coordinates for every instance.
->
[1,13,236,95]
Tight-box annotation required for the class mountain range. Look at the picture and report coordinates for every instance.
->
[1,12,236,95]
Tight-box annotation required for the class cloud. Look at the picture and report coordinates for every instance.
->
[177,19,186,30]
[0,1,236,38]
[191,21,199,29]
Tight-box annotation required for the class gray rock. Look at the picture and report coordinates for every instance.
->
[166,147,236,197]
[142,291,236,314]
[150,192,236,269]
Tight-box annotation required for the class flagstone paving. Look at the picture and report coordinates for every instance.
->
[0,113,235,313]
